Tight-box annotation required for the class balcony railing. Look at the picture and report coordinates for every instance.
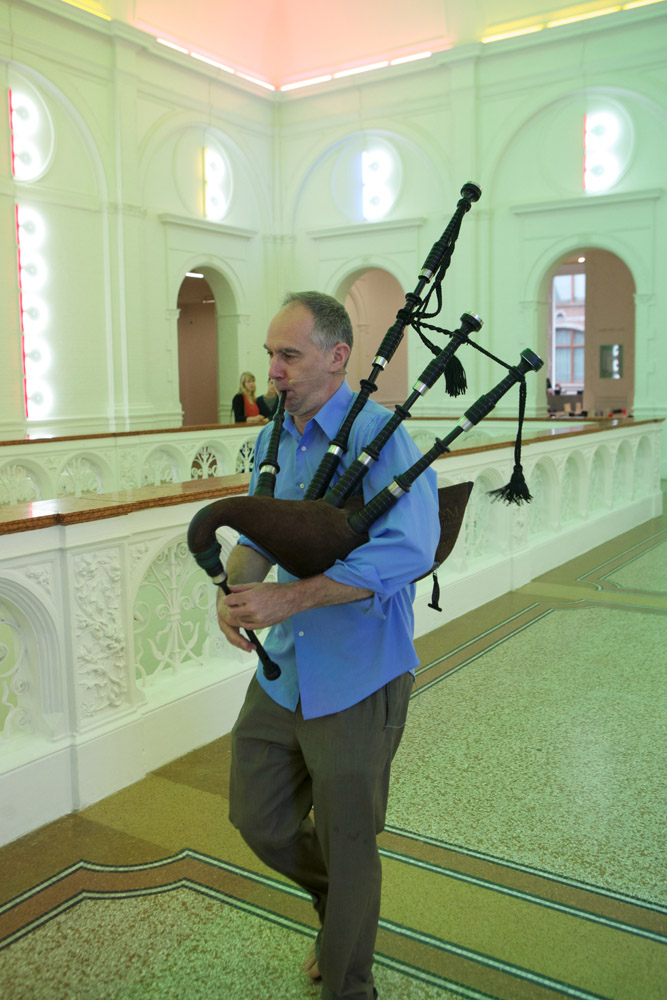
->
[0,417,662,847]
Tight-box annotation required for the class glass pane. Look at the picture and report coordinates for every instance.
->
[574,331,585,344]
[573,347,585,381]
[573,273,586,301]
[555,329,572,345]
[555,352,571,382]
[553,275,571,302]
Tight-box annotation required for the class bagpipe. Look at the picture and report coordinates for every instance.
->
[187,183,543,680]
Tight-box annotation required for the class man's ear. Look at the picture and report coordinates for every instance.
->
[331,342,351,370]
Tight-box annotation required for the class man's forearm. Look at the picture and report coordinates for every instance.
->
[283,573,372,614]
[224,572,372,632]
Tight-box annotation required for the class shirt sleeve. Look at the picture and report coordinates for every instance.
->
[231,394,245,423]
[322,416,440,605]
[235,423,278,564]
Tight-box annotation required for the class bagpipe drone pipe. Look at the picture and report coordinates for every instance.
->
[187,184,544,679]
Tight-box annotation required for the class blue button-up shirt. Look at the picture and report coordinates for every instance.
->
[238,380,440,719]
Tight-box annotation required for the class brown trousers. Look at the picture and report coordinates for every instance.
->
[229,672,413,1000]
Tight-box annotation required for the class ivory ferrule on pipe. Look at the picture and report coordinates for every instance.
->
[372,355,389,369]
[327,444,344,457]
[413,380,429,396]
[388,481,407,500]
[457,416,474,431]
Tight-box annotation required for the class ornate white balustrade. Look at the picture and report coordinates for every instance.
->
[0,424,262,505]
[0,418,662,847]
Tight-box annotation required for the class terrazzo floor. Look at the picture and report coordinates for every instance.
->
[1,495,666,999]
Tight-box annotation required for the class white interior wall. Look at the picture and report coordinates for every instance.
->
[0,2,665,469]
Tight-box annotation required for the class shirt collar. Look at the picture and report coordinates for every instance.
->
[284,380,354,442]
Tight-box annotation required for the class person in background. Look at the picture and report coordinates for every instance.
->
[232,372,271,424]
[258,377,279,417]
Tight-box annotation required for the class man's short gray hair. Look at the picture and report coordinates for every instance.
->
[282,291,353,353]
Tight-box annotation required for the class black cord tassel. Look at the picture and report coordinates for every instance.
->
[428,570,442,611]
[444,355,467,397]
[488,463,532,505]
[488,377,533,505]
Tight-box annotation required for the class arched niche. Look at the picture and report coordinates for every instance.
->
[336,268,408,408]
[176,264,240,426]
[542,248,635,418]
[485,87,667,206]
[140,121,266,231]
[291,128,447,233]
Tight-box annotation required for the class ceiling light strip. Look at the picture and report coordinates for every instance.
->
[156,38,188,54]
[235,71,275,91]
[59,0,110,20]
[482,26,544,42]
[155,37,274,89]
[281,75,333,92]
[482,0,661,44]
[333,61,389,79]
[390,51,432,65]
[191,53,235,74]
[547,6,621,27]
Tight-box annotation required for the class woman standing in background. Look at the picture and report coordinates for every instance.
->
[232,372,271,424]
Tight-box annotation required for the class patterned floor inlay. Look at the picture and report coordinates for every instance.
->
[0,854,478,1000]
[2,850,664,1000]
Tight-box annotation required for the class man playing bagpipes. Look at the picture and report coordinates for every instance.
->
[217,291,440,1000]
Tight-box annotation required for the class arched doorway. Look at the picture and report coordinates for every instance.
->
[177,271,217,425]
[546,249,635,418]
[177,267,239,426]
[336,268,407,408]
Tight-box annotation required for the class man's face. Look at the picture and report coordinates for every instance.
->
[265,303,348,432]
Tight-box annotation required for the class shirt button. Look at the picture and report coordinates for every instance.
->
[301,445,307,452]
[299,483,305,489]
[298,631,304,637]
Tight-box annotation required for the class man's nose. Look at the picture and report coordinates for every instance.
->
[268,359,283,381]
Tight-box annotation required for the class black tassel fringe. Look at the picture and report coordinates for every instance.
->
[444,355,467,397]
[488,464,533,505]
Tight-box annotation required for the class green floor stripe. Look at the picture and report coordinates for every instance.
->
[384,826,667,914]
[377,847,666,943]
[380,918,611,1000]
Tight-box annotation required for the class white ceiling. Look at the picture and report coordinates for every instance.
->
[123,0,572,86]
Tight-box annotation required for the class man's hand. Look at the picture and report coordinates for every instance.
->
[215,544,273,653]
[224,581,300,631]
[224,574,373,633]
[215,544,373,652]
[216,586,257,653]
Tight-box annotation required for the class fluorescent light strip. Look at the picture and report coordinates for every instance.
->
[281,51,432,91]
[157,38,188,54]
[482,25,544,42]
[547,6,621,26]
[155,38,273,89]
[60,1,111,20]
[186,272,204,278]
[333,61,389,79]
[281,75,333,92]
[482,0,657,44]
[390,51,432,65]
[191,53,235,74]
[236,71,275,90]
